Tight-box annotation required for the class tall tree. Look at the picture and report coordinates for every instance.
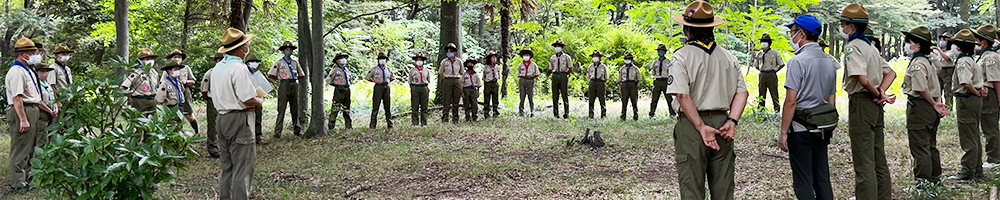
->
[114,0,128,61]
[435,0,462,104]
[304,0,328,137]
[499,0,511,98]
[297,0,312,133]
[960,0,969,29]
[229,0,253,31]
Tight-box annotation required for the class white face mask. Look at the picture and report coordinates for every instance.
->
[904,42,915,55]
[592,57,600,62]
[171,70,181,78]
[976,45,983,51]
[838,26,850,40]
[59,55,71,62]
[788,31,802,52]
[624,60,632,64]
[248,62,260,69]
[172,58,183,64]
[26,54,42,65]
[415,61,424,66]
[338,59,347,65]
[378,59,387,65]
[761,42,770,49]
[554,47,562,53]
[143,60,154,66]
[522,56,531,61]
[939,41,948,48]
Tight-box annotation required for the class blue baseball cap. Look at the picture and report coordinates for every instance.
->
[784,14,822,35]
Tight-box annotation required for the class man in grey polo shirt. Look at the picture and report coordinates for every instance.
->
[777,14,838,200]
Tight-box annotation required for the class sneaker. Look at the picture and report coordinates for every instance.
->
[947,173,976,180]
[210,152,220,158]
[984,162,1000,169]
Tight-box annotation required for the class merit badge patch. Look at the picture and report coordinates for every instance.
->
[281,72,289,78]
[901,82,908,89]
[667,75,674,85]
[141,85,149,92]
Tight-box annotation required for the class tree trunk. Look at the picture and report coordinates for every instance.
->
[477,3,485,35]
[960,0,970,29]
[182,0,191,50]
[435,0,462,104]
[995,0,999,27]
[499,0,511,98]
[229,0,247,31]
[296,0,310,129]
[114,0,129,61]
[304,0,328,137]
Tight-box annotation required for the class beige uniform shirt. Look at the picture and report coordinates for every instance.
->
[326,65,352,86]
[268,58,305,80]
[516,61,540,78]
[201,68,214,95]
[5,63,42,104]
[617,64,641,82]
[931,49,959,70]
[47,61,72,89]
[980,50,1000,88]
[586,63,609,81]
[461,70,482,88]
[753,49,785,71]
[903,55,940,97]
[666,43,747,112]
[649,58,671,78]
[482,64,501,83]
[365,65,395,83]
[550,53,573,73]
[178,65,196,83]
[121,66,160,96]
[209,55,258,114]
[438,58,463,78]
[953,56,983,93]
[842,39,892,94]
[409,66,432,85]
[156,75,186,106]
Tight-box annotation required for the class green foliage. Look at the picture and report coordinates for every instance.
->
[29,59,203,199]
[903,179,957,200]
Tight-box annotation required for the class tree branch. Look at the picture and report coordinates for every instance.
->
[322,4,409,38]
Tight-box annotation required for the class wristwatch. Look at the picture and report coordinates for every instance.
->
[726,117,739,126]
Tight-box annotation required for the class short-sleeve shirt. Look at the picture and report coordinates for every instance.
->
[461,70,482,88]
[587,63,609,81]
[666,41,747,112]
[326,65,352,86]
[201,68,214,94]
[410,66,433,85]
[550,53,572,73]
[754,49,785,71]
[842,39,890,94]
[39,81,53,109]
[365,65,395,83]
[649,58,671,78]
[784,43,838,132]
[5,62,42,104]
[178,65,197,83]
[903,53,940,97]
[209,55,258,114]
[979,50,1000,86]
[47,61,72,89]
[482,64,501,83]
[438,58,463,78]
[155,75,185,106]
[931,49,959,70]
[617,64,641,82]
[953,55,983,93]
[121,66,160,96]
[268,57,305,80]
[516,61,540,78]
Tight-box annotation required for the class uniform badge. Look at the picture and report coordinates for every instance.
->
[667,75,674,85]
[141,85,149,92]
[281,72,289,78]
[901,82,908,89]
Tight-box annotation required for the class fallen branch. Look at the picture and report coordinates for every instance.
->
[323,4,409,38]
[761,153,788,160]
[343,184,372,198]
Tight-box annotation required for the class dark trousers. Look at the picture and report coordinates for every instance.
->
[675,111,734,200]
[906,98,942,181]
[410,85,429,126]
[370,85,392,128]
[518,77,535,116]
[938,67,955,107]
[216,111,256,200]
[588,80,606,118]
[440,78,462,122]
[206,98,219,154]
[551,73,569,118]
[254,107,262,143]
[274,81,301,137]
[847,93,890,200]
[483,82,500,118]
[759,72,780,111]
[957,95,984,176]
[464,87,479,121]
[329,86,352,129]
[982,88,1000,163]
[788,131,834,200]
[650,79,676,117]
[620,82,638,120]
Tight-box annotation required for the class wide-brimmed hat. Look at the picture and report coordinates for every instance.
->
[444,43,458,52]
[11,38,37,53]
[333,52,350,60]
[377,52,388,59]
[901,26,934,44]
[864,27,875,37]
[672,1,725,27]
[34,42,43,50]
[623,52,634,60]
[759,33,773,42]
[216,28,255,54]
[939,32,952,39]
[974,24,999,41]
[160,59,183,71]
[463,58,478,66]
[519,48,534,56]
[655,44,668,51]
[52,43,75,55]
[167,49,187,60]
[835,3,877,24]
[278,41,297,51]
[552,38,565,47]
[412,52,427,60]
[246,53,261,62]
[590,50,604,57]
[137,48,158,60]
[36,61,55,71]
[485,51,498,59]
[952,29,978,44]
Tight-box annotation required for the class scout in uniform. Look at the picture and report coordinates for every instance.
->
[817,39,843,68]
[837,3,898,198]
[461,59,482,121]
[409,52,431,126]
[517,48,540,117]
[439,43,463,122]
[327,52,353,129]
[246,54,266,144]
[48,43,73,110]
[211,28,264,200]
[975,25,1000,170]
[932,33,957,107]
[120,48,161,116]
[752,33,785,112]
[586,50,609,119]
[618,52,641,121]
[267,41,306,137]
[550,39,572,118]
[202,53,225,158]
[165,49,200,135]
[482,51,502,118]
[155,59,190,122]
[649,43,676,118]
[901,27,949,183]
[35,61,57,152]
[666,2,749,199]
[6,38,43,192]
[949,29,986,180]
[365,52,395,129]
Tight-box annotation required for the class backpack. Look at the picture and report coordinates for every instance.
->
[792,103,839,138]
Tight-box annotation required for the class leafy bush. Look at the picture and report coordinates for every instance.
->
[903,179,956,200]
[29,60,204,199]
